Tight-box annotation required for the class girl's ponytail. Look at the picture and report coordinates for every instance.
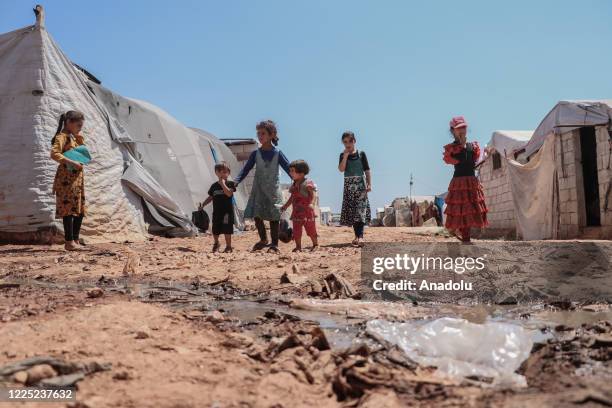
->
[51,110,84,145]
[51,113,66,145]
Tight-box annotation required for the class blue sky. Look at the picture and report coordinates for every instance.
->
[3,1,612,212]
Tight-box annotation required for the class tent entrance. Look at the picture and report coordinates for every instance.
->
[579,127,601,226]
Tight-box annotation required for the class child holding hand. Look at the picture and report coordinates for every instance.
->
[281,160,318,252]
[202,162,236,252]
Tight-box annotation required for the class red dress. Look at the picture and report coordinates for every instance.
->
[443,141,488,230]
[289,179,317,240]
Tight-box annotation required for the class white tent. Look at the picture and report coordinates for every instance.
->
[523,100,612,158]
[0,14,245,243]
[487,130,533,158]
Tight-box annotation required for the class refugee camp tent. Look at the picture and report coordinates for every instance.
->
[488,131,533,159]
[523,100,612,158]
[507,101,612,240]
[0,12,246,243]
[482,101,612,240]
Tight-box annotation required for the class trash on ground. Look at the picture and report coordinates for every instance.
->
[366,317,533,387]
[321,273,357,299]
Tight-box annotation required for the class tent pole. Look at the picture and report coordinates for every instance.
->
[34,5,45,28]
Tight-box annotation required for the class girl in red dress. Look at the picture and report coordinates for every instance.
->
[443,116,488,242]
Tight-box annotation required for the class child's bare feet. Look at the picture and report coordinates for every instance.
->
[292,247,302,252]
[356,238,365,247]
[252,241,268,251]
[351,238,358,246]
[310,245,319,252]
[267,246,280,254]
[212,242,220,253]
[223,247,233,253]
[64,241,79,251]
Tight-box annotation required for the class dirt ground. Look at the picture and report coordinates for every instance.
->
[0,226,610,408]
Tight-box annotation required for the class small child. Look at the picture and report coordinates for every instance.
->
[281,160,318,252]
[202,162,236,252]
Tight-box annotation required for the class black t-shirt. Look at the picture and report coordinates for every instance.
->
[208,181,236,216]
[338,150,370,170]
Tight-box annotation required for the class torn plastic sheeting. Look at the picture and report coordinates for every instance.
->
[366,317,533,387]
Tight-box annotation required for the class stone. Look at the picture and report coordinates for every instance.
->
[12,371,28,384]
[206,310,225,323]
[25,364,57,385]
[135,330,150,339]
[86,287,104,298]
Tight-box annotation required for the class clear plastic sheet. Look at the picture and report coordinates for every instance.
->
[366,317,533,387]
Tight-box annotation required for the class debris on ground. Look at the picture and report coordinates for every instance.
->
[86,287,104,298]
[0,356,111,387]
[366,317,534,387]
[289,298,430,320]
[321,273,357,299]
[122,250,140,276]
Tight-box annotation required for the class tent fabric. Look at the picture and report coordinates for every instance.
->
[0,25,147,242]
[505,134,559,240]
[524,100,612,158]
[487,131,533,158]
[0,23,243,242]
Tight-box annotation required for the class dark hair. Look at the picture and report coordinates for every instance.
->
[341,131,355,142]
[289,159,310,175]
[52,110,84,145]
[214,161,231,173]
[256,120,278,146]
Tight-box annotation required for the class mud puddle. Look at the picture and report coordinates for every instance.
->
[2,277,610,348]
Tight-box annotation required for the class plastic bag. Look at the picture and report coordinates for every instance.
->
[366,317,533,387]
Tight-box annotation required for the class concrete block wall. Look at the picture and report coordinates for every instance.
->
[596,127,612,237]
[555,132,581,239]
[480,155,516,235]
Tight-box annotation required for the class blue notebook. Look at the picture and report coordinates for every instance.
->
[64,145,91,170]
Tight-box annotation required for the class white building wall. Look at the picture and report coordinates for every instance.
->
[479,153,516,237]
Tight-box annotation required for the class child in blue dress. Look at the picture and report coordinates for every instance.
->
[235,120,291,253]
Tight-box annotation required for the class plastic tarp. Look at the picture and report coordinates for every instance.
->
[0,22,243,241]
[487,130,533,158]
[524,100,612,158]
[506,133,558,240]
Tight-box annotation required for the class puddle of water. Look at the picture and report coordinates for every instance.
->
[3,278,609,349]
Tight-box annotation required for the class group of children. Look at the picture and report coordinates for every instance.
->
[51,111,487,251]
[204,120,324,253]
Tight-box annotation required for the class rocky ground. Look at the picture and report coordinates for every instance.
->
[0,226,610,407]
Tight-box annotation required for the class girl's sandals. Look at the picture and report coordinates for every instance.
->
[212,242,220,253]
[267,246,280,254]
[356,238,365,247]
[223,247,233,253]
[252,241,269,251]
[292,247,302,252]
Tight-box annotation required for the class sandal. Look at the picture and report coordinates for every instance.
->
[252,241,269,251]
[223,247,233,253]
[310,245,319,252]
[267,246,280,254]
[212,242,220,253]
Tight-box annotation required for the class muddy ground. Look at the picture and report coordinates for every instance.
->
[0,226,610,407]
